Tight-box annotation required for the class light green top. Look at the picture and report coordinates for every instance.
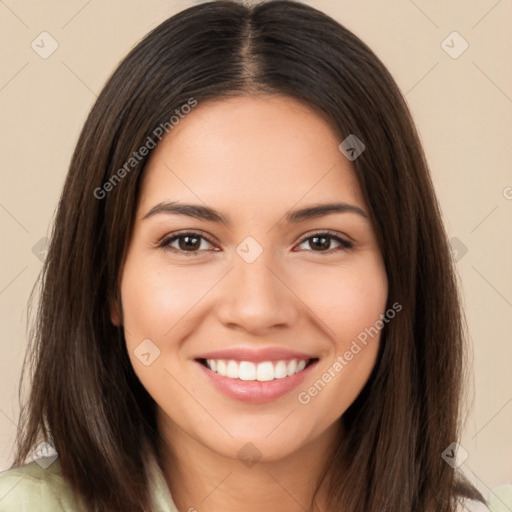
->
[0,451,508,511]
[0,450,179,512]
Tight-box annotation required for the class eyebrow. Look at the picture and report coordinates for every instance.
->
[142,201,369,225]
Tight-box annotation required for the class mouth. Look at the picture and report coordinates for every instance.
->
[194,357,319,403]
[196,357,318,381]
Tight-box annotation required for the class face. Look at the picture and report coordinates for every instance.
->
[114,95,388,463]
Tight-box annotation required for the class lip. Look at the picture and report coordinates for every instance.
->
[194,347,317,363]
[194,358,319,404]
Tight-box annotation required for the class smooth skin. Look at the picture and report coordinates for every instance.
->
[112,95,388,512]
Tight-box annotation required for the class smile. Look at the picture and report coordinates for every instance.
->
[199,358,315,381]
[195,357,319,403]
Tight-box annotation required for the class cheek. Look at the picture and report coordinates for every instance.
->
[298,256,388,347]
[120,258,211,342]
[292,255,387,413]
[119,256,205,401]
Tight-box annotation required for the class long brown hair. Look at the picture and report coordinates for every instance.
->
[13,1,484,510]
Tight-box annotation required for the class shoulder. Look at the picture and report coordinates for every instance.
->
[485,483,512,512]
[0,459,86,512]
[458,497,493,512]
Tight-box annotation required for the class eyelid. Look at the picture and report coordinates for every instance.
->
[299,229,352,244]
[156,229,214,246]
[296,230,353,251]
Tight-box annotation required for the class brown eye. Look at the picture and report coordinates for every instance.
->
[297,232,353,253]
[309,235,331,251]
[159,232,216,256]
[175,234,202,251]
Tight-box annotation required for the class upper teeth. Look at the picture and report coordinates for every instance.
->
[206,359,308,381]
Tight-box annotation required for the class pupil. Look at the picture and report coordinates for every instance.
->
[311,236,329,250]
[180,235,200,251]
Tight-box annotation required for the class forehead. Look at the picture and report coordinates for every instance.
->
[138,95,366,216]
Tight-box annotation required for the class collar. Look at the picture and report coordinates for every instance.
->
[146,446,180,512]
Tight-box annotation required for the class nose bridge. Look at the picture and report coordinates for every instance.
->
[215,242,299,332]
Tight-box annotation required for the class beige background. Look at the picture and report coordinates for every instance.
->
[1,0,511,502]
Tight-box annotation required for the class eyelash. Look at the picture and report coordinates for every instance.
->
[157,230,353,257]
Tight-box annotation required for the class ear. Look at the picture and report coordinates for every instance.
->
[110,295,121,326]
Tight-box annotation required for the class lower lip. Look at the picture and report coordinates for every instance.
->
[195,360,318,404]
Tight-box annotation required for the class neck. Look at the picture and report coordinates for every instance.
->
[157,416,340,512]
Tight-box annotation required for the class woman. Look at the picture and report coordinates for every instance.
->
[0,1,492,511]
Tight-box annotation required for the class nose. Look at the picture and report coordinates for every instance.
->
[214,249,301,335]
